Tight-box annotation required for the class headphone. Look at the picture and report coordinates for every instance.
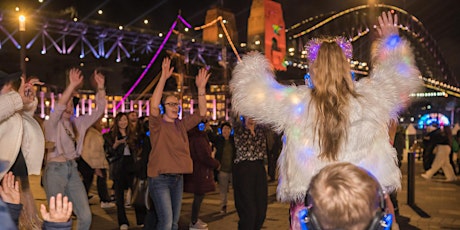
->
[299,187,393,230]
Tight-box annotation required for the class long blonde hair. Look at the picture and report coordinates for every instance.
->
[310,40,359,161]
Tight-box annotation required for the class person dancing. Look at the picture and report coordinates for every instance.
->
[230,11,421,229]
[147,57,210,230]
[43,68,106,230]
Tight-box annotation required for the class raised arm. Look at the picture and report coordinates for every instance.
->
[75,70,107,128]
[150,57,174,117]
[58,68,83,106]
[196,68,210,117]
[360,11,422,117]
[230,52,308,131]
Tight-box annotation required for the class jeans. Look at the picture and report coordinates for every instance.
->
[218,171,232,209]
[148,174,183,230]
[44,160,92,230]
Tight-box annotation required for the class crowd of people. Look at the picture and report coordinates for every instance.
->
[0,10,458,230]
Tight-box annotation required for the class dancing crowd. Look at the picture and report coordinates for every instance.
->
[1,10,458,230]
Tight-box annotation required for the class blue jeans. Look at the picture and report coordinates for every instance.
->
[44,160,92,230]
[148,174,183,230]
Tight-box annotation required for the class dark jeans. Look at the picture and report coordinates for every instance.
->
[77,158,111,202]
[233,160,267,230]
[113,156,135,227]
[191,193,205,223]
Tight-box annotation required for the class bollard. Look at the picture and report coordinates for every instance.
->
[407,151,415,206]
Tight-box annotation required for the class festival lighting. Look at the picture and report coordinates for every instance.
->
[19,15,26,31]
[115,19,178,110]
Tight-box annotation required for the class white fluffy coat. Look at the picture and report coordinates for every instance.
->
[230,35,422,202]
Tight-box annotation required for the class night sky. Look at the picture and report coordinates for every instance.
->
[1,0,459,92]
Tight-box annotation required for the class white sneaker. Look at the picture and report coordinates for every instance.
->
[119,224,128,230]
[100,202,115,209]
[189,219,208,230]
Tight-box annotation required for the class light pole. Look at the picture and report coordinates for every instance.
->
[19,15,26,75]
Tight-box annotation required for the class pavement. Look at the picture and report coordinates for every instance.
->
[29,158,460,230]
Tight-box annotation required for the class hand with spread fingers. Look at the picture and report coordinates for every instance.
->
[94,70,105,89]
[68,68,84,89]
[195,68,211,90]
[40,193,73,223]
[161,57,175,80]
[0,172,20,204]
[376,11,399,37]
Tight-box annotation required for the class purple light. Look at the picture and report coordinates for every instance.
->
[116,20,178,110]
[178,15,192,28]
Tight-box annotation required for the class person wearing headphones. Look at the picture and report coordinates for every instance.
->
[298,162,393,230]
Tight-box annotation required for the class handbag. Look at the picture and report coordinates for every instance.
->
[131,178,153,209]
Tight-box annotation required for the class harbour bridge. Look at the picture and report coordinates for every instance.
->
[0,4,458,122]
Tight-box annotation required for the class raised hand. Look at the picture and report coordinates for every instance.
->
[93,70,105,89]
[0,172,20,204]
[68,68,84,88]
[195,68,210,90]
[40,193,73,223]
[161,57,174,80]
[376,11,399,37]
[18,77,33,105]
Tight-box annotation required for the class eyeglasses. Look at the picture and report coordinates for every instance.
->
[164,102,179,107]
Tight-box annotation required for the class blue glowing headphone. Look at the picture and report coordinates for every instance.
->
[299,187,392,230]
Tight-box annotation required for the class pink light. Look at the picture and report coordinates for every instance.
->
[88,99,92,115]
[212,98,216,120]
[190,99,194,114]
[81,98,86,115]
[178,15,192,28]
[146,100,150,117]
[112,100,116,117]
[138,100,143,116]
[40,91,45,118]
[50,92,55,111]
[116,20,178,110]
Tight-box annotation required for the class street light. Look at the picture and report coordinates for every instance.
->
[19,15,26,75]
[19,15,26,31]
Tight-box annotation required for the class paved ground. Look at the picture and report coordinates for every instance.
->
[29,158,460,230]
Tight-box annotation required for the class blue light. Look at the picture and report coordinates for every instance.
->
[385,35,400,49]
[304,73,314,88]
[198,122,205,131]
[146,130,150,137]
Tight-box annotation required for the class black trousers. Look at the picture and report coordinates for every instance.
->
[76,157,111,202]
[113,156,135,226]
[233,160,267,230]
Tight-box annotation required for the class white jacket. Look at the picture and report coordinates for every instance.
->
[230,35,422,202]
[0,91,44,179]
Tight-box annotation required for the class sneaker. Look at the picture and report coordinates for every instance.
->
[119,224,128,230]
[421,173,430,180]
[100,202,115,209]
[189,220,208,230]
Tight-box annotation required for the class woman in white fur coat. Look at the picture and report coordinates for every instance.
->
[230,11,422,227]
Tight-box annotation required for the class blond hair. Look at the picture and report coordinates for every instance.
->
[310,41,359,161]
[309,162,381,230]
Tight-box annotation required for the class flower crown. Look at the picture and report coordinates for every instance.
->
[305,37,353,62]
